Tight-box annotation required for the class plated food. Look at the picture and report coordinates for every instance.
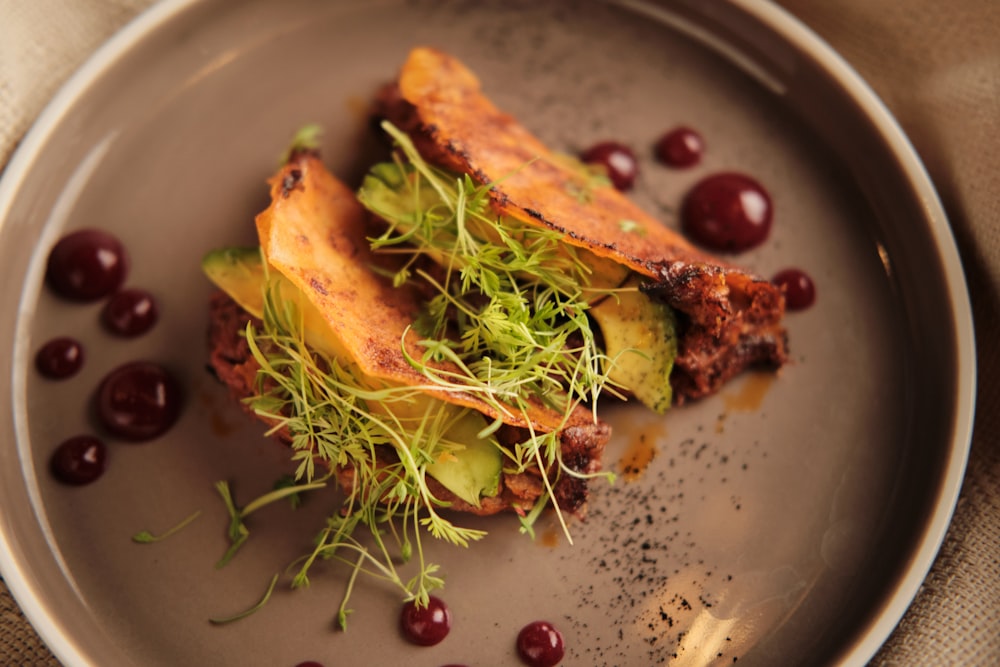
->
[2,2,970,665]
[202,47,788,621]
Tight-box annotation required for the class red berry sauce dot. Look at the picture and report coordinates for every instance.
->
[50,435,107,485]
[517,620,565,667]
[45,229,127,302]
[681,172,772,253]
[102,288,158,337]
[580,141,639,191]
[772,268,816,310]
[400,596,452,647]
[95,361,182,441]
[654,126,704,168]
[35,337,85,379]
[294,662,325,667]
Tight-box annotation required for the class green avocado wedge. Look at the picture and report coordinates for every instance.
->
[590,277,677,414]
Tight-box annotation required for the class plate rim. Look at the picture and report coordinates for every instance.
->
[742,1,976,661]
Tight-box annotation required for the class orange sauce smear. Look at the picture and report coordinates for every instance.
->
[540,525,561,548]
[723,371,775,413]
[716,371,776,433]
[618,431,657,482]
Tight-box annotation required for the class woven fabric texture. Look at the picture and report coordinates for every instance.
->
[2,1,997,665]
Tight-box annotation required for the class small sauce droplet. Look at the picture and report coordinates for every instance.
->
[681,173,772,252]
[95,361,182,441]
[102,288,158,336]
[50,435,107,485]
[580,141,639,191]
[723,371,775,413]
[45,229,127,301]
[619,433,657,482]
[400,596,451,647]
[772,268,816,311]
[35,337,85,379]
[294,662,325,667]
[517,620,565,667]
[655,127,704,168]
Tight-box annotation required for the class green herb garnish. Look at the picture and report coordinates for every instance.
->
[278,123,323,165]
[236,280,490,619]
[209,573,280,625]
[131,510,202,544]
[618,219,647,236]
[273,474,306,509]
[214,478,328,569]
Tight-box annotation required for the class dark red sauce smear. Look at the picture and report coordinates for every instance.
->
[400,596,452,647]
[517,620,565,667]
[681,172,772,253]
[294,662,325,667]
[654,127,704,168]
[50,435,107,485]
[35,337,84,379]
[95,361,182,441]
[102,288,158,337]
[580,141,639,191]
[45,229,127,302]
[772,268,816,310]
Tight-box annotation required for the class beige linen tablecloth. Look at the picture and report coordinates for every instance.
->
[1,1,997,665]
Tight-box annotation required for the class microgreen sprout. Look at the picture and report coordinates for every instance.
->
[209,573,280,625]
[359,122,629,420]
[233,278,490,621]
[278,123,323,165]
[131,510,202,544]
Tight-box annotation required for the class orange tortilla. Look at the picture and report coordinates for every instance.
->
[391,47,785,337]
[395,47,720,275]
[382,47,787,403]
[255,151,593,431]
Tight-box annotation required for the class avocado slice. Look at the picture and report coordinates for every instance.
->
[201,246,266,315]
[590,277,677,413]
[202,246,349,361]
[426,411,502,506]
[201,247,502,506]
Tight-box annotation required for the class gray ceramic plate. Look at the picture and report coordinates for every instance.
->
[0,1,975,665]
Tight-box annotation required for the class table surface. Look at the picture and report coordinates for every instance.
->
[1,1,997,665]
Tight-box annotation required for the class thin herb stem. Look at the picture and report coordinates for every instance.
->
[131,510,202,544]
[209,573,280,625]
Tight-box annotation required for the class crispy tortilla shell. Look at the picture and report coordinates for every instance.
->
[255,151,595,430]
[379,47,789,402]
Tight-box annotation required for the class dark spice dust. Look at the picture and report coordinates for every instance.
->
[550,429,762,666]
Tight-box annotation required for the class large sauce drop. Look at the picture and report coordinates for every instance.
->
[95,361,182,441]
[102,288,158,337]
[517,620,565,667]
[400,596,452,647]
[35,337,85,379]
[50,435,107,485]
[46,229,127,301]
[772,268,816,310]
[654,126,704,168]
[681,172,772,252]
[580,141,639,191]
